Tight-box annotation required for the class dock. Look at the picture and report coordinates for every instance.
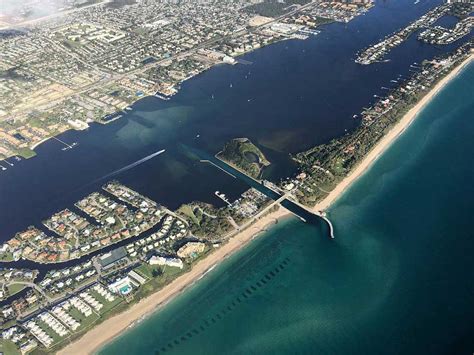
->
[193,146,335,239]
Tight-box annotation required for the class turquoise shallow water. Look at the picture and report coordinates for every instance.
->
[99,63,474,355]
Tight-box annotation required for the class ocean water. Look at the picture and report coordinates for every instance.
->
[99,63,474,355]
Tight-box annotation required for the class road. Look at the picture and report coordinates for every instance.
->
[5,281,52,302]
[8,0,321,121]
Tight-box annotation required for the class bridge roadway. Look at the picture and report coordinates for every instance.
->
[196,148,335,239]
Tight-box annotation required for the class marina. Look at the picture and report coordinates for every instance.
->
[52,136,78,151]
[194,147,334,238]
[0,1,473,353]
[98,57,474,355]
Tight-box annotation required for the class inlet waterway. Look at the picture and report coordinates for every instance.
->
[0,0,465,241]
[99,60,474,355]
[0,0,472,352]
[187,144,328,228]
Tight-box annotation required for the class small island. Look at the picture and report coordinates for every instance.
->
[217,138,270,179]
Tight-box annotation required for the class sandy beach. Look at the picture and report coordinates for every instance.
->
[314,53,473,211]
[59,54,472,355]
[58,208,289,355]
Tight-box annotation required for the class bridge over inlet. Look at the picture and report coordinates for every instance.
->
[191,146,334,239]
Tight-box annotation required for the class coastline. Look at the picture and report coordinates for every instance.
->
[6,29,295,161]
[314,53,473,212]
[58,208,289,355]
[58,54,473,355]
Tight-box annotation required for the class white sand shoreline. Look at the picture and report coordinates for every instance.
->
[313,54,473,212]
[58,54,473,355]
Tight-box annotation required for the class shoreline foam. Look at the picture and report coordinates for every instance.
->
[58,54,473,355]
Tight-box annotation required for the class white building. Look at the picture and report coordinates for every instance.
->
[148,255,184,269]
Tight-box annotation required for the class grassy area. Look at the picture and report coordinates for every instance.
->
[7,284,26,296]
[332,157,346,176]
[0,339,21,355]
[133,265,189,301]
[14,147,37,159]
[134,263,156,279]
[0,319,17,331]
[243,0,311,17]
[177,204,201,225]
[36,319,64,346]
[88,289,124,315]
[68,306,100,330]
[314,16,335,27]
[61,39,82,49]
[0,252,15,262]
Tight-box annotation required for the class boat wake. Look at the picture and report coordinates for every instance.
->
[95,149,166,183]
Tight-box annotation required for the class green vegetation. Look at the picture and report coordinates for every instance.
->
[0,339,21,355]
[14,147,37,159]
[292,56,466,206]
[218,138,270,179]
[0,67,31,82]
[7,284,26,297]
[36,319,63,345]
[178,202,233,238]
[68,306,100,329]
[243,0,311,17]
[134,263,158,279]
[177,204,201,225]
[0,252,15,262]
[313,16,335,26]
[133,265,189,301]
[61,39,82,50]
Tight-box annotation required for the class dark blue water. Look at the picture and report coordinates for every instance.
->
[1,0,463,241]
[99,61,474,355]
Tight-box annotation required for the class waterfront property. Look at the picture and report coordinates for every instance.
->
[0,1,473,354]
[355,2,470,65]
[1,183,166,263]
[97,53,474,355]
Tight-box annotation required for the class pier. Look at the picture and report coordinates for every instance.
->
[191,146,335,239]
[52,136,77,151]
[3,159,13,167]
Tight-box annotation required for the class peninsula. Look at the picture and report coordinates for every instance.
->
[0,1,472,354]
[56,48,473,355]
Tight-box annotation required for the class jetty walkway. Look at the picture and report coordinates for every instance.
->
[196,149,335,239]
